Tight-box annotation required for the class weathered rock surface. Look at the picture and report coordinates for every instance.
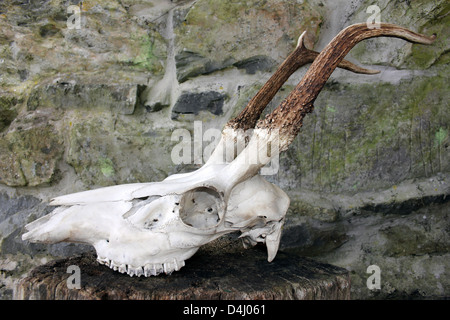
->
[348,0,449,69]
[279,72,450,193]
[0,110,64,187]
[27,77,139,115]
[174,0,322,82]
[172,91,227,119]
[280,176,450,299]
[0,94,19,132]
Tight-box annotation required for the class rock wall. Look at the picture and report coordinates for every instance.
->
[0,0,448,299]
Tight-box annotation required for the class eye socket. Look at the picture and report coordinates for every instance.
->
[179,187,223,229]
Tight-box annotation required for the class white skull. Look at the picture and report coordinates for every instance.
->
[22,130,289,277]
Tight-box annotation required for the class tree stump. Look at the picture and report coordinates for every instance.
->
[15,245,350,300]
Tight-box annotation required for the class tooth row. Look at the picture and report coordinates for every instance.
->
[97,256,185,277]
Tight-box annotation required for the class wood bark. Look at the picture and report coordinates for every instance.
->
[15,245,350,300]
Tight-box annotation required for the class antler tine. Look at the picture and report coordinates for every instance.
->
[257,23,436,151]
[227,30,380,132]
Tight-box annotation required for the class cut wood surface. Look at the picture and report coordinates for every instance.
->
[16,245,350,300]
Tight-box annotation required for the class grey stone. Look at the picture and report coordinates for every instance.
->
[175,51,235,83]
[27,78,139,115]
[0,94,19,132]
[172,91,227,119]
[0,193,41,221]
[282,185,450,299]
[0,113,64,187]
[233,55,277,74]
[174,0,322,82]
[0,192,90,257]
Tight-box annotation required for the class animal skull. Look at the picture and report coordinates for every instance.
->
[22,23,435,276]
[23,127,289,276]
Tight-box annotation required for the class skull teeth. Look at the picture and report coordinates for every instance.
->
[97,256,185,277]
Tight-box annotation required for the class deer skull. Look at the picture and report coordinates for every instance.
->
[22,127,290,277]
[22,23,435,276]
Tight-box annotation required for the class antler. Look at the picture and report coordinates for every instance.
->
[207,28,380,165]
[227,31,380,132]
[256,23,435,151]
[216,22,435,188]
[209,23,434,167]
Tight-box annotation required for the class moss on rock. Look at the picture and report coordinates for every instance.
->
[0,123,63,187]
[64,109,173,187]
[349,0,448,69]
[0,95,19,132]
[281,71,450,193]
[175,0,322,81]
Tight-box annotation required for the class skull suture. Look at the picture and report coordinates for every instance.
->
[22,23,435,277]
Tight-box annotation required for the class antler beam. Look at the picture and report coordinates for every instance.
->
[227,31,380,132]
[257,23,436,151]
